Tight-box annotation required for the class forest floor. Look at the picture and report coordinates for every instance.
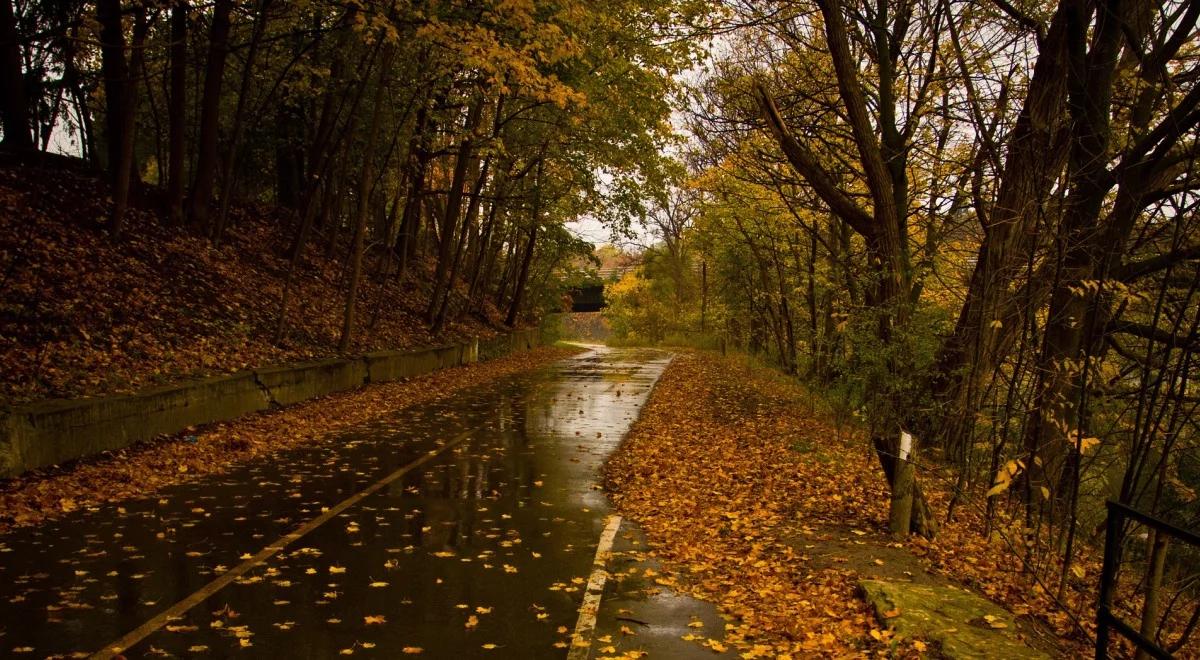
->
[0,344,580,533]
[0,161,509,406]
[604,351,1089,658]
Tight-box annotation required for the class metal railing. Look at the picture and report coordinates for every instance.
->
[1096,500,1200,659]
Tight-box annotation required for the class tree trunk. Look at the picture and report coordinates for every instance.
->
[396,95,434,276]
[125,8,149,188]
[928,3,1074,458]
[188,0,233,227]
[96,0,128,178]
[275,101,303,209]
[166,0,187,224]
[494,227,519,307]
[1022,0,1123,507]
[466,160,511,308]
[60,20,95,165]
[214,0,271,242]
[805,229,823,379]
[505,226,538,328]
[873,433,938,538]
[272,178,323,344]
[427,97,484,323]
[505,160,543,327]
[339,47,391,353]
[1136,530,1169,660]
[97,0,146,238]
[0,0,32,151]
[433,153,490,334]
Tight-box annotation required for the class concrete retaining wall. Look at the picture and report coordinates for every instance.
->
[0,329,541,479]
[478,327,540,361]
[255,358,369,408]
[363,344,467,383]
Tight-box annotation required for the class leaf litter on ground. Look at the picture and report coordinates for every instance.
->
[604,351,1085,658]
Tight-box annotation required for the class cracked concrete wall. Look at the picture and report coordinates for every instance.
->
[0,332,533,479]
[255,358,369,408]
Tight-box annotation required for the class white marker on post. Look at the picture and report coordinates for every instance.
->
[899,430,913,461]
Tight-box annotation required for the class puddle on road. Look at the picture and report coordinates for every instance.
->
[0,348,672,658]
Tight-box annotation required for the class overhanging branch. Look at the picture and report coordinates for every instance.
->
[753,82,876,239]
[1116,245,1200,281]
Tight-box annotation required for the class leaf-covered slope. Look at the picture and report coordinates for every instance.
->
[0,164,504,406]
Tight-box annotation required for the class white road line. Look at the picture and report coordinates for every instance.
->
[567,514,623,660]
[91,428,476,660]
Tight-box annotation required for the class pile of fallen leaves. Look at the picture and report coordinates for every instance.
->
[605,352,891,657]
[0,345,579,534]
[605,352,1097,658]
[0,162,507,405]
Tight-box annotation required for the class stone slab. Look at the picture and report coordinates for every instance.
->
[859,579,1050,659]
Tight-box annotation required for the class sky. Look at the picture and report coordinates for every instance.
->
[565,216,620,246]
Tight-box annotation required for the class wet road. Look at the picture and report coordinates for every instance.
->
[0,348,728,658]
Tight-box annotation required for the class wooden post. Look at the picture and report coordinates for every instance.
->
[889,430,915,538]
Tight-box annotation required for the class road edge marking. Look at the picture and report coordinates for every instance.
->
[567,514,623,660]
[91,429,475,659]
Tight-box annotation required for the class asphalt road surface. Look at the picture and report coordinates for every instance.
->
[0,348,730,659]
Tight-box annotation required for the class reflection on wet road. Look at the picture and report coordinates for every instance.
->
[0,347,677,658]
